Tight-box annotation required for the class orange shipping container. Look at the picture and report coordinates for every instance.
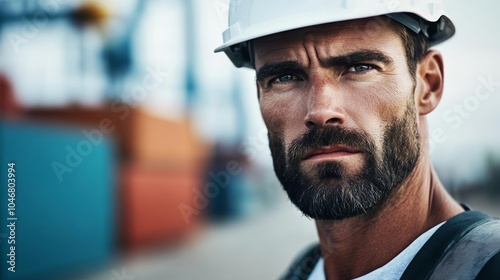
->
[120,163,203,250]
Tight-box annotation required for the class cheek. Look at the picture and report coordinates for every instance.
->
[259,93,306,145]
[259,96,285,138]
[344,79,412,142]
[360,81,409,117]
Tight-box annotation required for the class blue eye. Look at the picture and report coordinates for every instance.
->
[274,74,296,83]
[347,64,373,73]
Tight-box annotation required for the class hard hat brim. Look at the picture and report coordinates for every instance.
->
[215,8,455,68]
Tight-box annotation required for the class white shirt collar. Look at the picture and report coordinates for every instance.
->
[308,222,445,280]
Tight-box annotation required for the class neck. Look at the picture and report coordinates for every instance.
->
[316,149,463,280]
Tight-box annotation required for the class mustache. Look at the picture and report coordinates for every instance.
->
[287,126,375,161]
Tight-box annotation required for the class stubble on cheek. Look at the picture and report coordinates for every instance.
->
[260,98,306,151]
[259,96,284,136]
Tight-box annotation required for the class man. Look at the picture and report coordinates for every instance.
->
[215,1,500,279]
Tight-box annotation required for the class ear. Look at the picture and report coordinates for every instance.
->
[415,50,444,115]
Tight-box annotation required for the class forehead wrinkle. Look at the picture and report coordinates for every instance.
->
[254,17,404,71]
[254,36,329,72]
[254,41,311,70]
[256,46,301,65]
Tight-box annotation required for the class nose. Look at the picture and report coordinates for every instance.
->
[304,82,346,129]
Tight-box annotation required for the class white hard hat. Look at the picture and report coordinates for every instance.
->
[214,0,455,68]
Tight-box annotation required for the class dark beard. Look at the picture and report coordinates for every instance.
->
[268,102,420,220]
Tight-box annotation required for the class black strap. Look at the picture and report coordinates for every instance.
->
[476,251,500,280]
[281,210,497,280]
[428,219,500,279]
[401,210,495,280]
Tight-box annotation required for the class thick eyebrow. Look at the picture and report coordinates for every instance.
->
[255,60,305,84]
[322,50,394,67]
[255,50,394,83]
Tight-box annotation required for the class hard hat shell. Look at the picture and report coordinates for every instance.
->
[214,0,455,68]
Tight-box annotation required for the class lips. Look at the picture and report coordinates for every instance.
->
[302,145,361,161]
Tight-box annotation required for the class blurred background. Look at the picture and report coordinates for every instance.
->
[0,0,499,279]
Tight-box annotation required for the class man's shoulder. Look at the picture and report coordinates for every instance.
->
[476,251,500,280]
[280,210,500,280]
[402,210,500,280]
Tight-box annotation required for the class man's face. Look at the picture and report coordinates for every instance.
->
[253,18,421,220]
